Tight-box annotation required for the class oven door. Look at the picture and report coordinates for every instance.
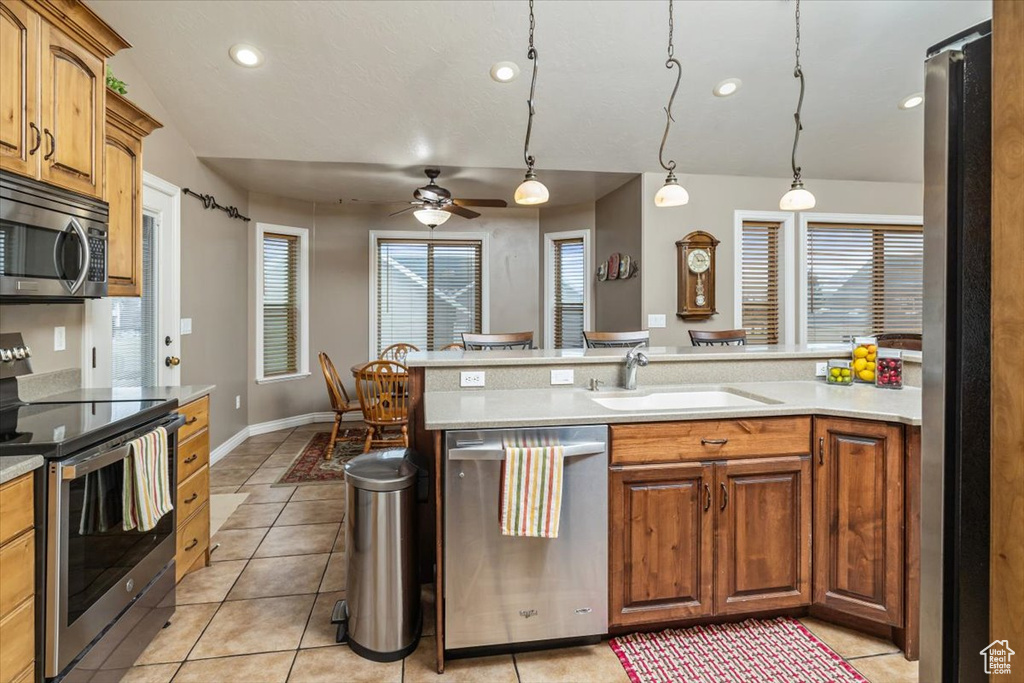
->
[45,413,183,678]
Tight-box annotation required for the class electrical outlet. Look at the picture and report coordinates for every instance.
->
[815,362,827,377]
[550,368,574,385]
[235,395,241,409]
[460,371,485,388]
[648,313,667,328]
[180,318,193,335]
[54,326,66,351]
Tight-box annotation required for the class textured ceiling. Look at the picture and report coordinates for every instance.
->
[90,0,989,192]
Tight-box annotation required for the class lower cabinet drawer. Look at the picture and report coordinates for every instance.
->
[611,417,812,464]
[178,396,210,442]
[0,530,34,615]
[177,430,210,483]
[0,598,34,683]
[175,502,210,583]
[0,474,33,546]
[176,466,209,519]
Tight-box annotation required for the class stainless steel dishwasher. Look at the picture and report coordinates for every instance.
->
[444,425,608,651]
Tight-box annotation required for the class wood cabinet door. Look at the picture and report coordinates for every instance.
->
[715,456,812,614]
[104,121,142,296]
[813,418,904,625]
[0,0,39,178]
[610,462,715,627]
[39,20,103,197]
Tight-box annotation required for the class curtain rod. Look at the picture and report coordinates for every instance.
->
[182,187,251,222]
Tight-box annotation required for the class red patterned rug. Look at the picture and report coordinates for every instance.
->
[278,430,371,485]
[609,617,866,683]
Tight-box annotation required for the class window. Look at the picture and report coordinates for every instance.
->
[803,220,923,344]
[545,231,589,349]
[739,220,781,345]
[111,214,158,386]
[256,224,309,382]
[373,235,484,355]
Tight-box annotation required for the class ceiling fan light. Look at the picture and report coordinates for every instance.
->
[654,173,689,207]
[413,208,451,227]
[779,181,816,211]
[514,173,549,205]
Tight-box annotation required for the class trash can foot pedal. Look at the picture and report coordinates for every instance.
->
[332,599,349,643]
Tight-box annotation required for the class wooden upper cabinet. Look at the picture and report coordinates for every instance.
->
[715,456,812,615]
[813,417,904,626]
[104,90,161,297]
[609,462,715,627]
[39,20,103,197]
[0,0,40,177]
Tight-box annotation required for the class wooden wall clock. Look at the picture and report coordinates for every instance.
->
[676,231,719,320]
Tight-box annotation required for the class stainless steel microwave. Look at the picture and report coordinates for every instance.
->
[0,171,108,302]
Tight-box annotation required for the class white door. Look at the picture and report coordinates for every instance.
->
[84,173,181,387]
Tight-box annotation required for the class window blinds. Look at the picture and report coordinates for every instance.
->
[111,216,157,386]
[262,232,300,376]
[740,221,781,345]
[806,222,923,344]
[376,239,482,355]
[553,237,585,348]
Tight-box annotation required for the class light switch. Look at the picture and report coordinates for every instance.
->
[180,318,193,335]
[648,314,667,328]
[54,326,66,351]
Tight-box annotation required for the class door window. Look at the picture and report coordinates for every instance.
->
[110,215,157,386]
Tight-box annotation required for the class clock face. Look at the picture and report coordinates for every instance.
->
[687,248,711,274]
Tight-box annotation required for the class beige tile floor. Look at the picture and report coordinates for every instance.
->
[125,424,918,683]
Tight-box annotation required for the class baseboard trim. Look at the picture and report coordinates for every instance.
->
[209,411,359,465]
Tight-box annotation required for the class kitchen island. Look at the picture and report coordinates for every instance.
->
[406,345,922,673]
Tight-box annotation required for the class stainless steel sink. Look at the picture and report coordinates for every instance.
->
[591,388,775,412]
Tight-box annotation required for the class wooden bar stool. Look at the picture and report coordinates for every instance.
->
[583,330,650,348]
[688,329,748,346]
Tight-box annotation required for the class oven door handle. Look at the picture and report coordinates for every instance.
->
[61,414,186,480]
[447,441,606,461]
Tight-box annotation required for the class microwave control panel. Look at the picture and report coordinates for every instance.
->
[88,236,106,282]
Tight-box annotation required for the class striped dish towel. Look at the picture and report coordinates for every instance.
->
[499,445,565,538]
[123,426,174,532]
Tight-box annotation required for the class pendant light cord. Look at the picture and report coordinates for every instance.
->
[658,0,682,174]
[523,0,539,173]
[790,0,805,183]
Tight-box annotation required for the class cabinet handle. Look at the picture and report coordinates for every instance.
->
[720,482,728,510]
[701,438,729,446]
[185,538,198,551]
[185,416,198,425]
[29,123,41,155]
[703,483,711,512]
[818,436,824,465]
[184,454,198,464]
[184,492,198,504]
[43,129,55,160]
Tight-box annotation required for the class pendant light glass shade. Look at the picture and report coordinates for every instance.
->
[654,172,689,207]
[514,172,549,205]
[413,208,451,227]
[779,181,816,211]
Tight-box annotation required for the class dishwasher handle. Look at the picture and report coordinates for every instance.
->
[448,441,606,461]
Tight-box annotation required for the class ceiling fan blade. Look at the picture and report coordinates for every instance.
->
[444,204,481,219]
[349,198,412,205]
[452,198,508,208]
[389,206,418,217]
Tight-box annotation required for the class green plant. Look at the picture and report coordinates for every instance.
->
[106,66,127,95]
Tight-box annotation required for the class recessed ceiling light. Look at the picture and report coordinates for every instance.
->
[229,44,264,68]
[713,78,742,97]
[899,93,924,110]
[490,61,520,83]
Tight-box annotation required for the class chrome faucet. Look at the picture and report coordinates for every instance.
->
[623,345,649,390]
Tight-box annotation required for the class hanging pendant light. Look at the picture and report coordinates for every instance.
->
[654,0,688,208]
[514,0,549,205]
[780,0,816,211]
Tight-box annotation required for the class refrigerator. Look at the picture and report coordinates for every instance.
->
[921,20,992,683]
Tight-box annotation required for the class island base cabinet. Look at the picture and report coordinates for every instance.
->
[715,456,812,615]
[812,417,904,626]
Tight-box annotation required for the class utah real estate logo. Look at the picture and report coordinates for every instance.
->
[980,640,1015,675]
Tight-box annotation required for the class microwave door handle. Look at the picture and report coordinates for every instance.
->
[61,414,186,480]
[67,217,89,294]
[447,441,606,461]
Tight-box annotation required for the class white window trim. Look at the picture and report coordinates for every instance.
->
[543,229,593,349]
[732,210,796,345]
[368,230,490,357]
[255,222,310,384]
[796,212,924,344]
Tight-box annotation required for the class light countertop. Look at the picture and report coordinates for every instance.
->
[0,454,45,484]
[35,385,215,406]
[422,381,922,430]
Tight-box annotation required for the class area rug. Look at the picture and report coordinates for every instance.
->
[609,617,866,683]
[278,429,376,485]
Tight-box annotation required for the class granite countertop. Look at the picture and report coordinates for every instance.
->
[407,344,922,368]
[35,385,215,406]
[422,381,922,430]
[0,454,45,485]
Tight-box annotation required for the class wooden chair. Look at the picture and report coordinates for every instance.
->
[380,342,420,364]
[876,333,922,351]
[354,360,410,453]
[318,352,359,459]
[462,332,534,350]
[439,342,464,351]
[584,330,650,348]
[688,329,748,346]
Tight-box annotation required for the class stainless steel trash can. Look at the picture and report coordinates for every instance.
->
[332,449,421,662]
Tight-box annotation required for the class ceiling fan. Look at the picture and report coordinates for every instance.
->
[354,168,508,228]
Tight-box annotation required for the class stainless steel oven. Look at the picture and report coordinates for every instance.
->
[45,411,183,678]
[0,171,108,302]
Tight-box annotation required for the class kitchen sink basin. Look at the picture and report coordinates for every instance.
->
[591,389,774,412]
